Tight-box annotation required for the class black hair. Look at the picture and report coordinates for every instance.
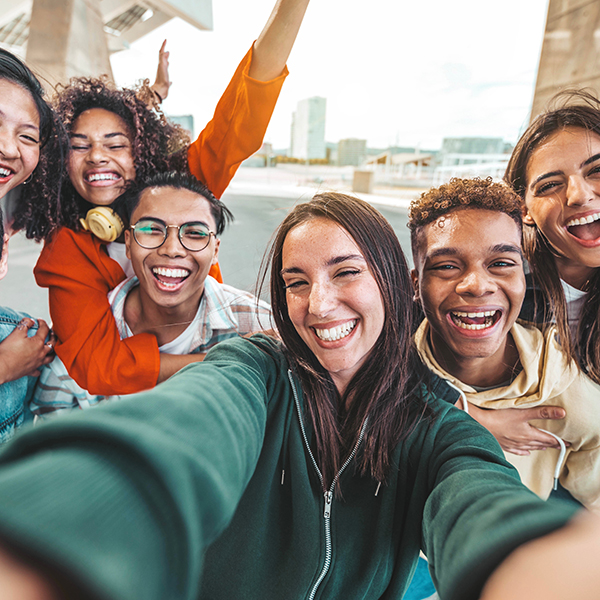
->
[0,48,54,146]
[124,171,233,235]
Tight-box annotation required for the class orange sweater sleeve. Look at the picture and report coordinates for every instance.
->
[188,45,287,283]
[34,228,160,395]
[187,45,288,200]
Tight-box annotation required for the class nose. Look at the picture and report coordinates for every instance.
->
[157,226,186,257]
[307,281,336,318]
[455,268,496,297]
[87,142,108,163]
[0,129,19,160]
[566,174,595,207]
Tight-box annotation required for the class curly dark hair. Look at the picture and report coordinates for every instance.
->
[14,76,191,241]
[408,177,523,265]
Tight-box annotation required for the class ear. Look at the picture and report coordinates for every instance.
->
[211,238,220,266]
[124,229,132,260]
[410,268,420,302]
[522,205,536,226]
[0,234,9,280]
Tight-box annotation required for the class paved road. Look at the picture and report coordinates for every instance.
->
[0,191,411,323]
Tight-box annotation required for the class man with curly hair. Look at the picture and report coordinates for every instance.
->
[409,177,600,511]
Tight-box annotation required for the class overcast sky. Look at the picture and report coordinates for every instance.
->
[111,0,550,150]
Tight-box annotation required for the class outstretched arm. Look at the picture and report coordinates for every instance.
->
[249,0,311,81]
[481,511,600,599]
[150,40,171,102]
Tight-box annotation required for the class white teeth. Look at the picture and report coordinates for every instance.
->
[87,173,119,182]
[452,310,496,318]
[152,267,190,279]
[0,168,11,177]
[314,320,357,342]
[566,212,600,227]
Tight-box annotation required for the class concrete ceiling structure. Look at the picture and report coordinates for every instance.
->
[0,0,212,86]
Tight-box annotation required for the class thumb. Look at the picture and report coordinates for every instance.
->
[532,405,566,420]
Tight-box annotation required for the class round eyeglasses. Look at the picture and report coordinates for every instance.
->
[130,218,215,252]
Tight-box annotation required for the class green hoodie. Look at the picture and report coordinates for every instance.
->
[0,335,577,600]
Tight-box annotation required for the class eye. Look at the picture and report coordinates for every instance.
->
[489,259,519,269]
[283,279,307,291]
[20,134,39,145]
[183,225,210,239]
[70,143,89,151]
[335,268,361,279]
[535,180,561,195]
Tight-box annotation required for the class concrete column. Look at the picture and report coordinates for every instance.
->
[531,0,600,120]
[26,0,113,89]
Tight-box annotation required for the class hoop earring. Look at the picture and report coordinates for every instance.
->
[22,174,33,185]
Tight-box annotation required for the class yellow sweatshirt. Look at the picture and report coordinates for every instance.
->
[415,319,600,511]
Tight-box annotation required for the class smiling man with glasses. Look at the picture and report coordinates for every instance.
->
[32,172,272,414]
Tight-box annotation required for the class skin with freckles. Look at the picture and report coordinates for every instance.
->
[524,126,600,289]
[281,218,384,396]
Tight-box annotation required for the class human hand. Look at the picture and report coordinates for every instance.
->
[151,40,171,102]
[462,401,567,456]
[0,318,56,384]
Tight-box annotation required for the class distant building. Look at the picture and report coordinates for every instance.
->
[441,137,505,155]
[435,136,510,184]
[337,138,366,166]
[290,96,327,160]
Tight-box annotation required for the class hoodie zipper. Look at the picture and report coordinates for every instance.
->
[287,370,368,600]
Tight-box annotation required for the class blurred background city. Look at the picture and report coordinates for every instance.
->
[1,0,599,315]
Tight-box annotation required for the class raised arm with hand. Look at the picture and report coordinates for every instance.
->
[249,0,311,81]
[150,40,171,103]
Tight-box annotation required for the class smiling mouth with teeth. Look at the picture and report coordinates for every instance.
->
[313,319,357,342]
[449,310,501,331]
[152,266,190,288]
[0,167,13,178]
[86,173,120,182]
[566,211,600,241]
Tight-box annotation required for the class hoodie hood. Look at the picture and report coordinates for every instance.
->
[414,320,579,409]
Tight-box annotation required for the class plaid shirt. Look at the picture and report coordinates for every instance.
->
[32,276,273,416]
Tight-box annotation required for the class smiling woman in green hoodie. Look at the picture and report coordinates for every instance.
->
[0,193,597,600]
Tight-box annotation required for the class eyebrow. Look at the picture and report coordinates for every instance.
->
[530,152,600,189]
[425,244,522,261]
[280,254,365,276]
[135,216,211,228]
[0,108,39,133]
[70,132,130,140]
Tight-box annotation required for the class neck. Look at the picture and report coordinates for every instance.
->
[430,332,520,389]
[555,256,596,291]
[124,285,202,347]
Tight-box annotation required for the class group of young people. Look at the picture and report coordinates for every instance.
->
[1,1,600,597]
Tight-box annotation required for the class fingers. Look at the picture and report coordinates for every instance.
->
[15,317,35,332]
[159,39,167,53]
[536,405,566,420]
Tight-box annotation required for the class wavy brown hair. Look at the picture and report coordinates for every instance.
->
[14,76,191,240]
[262,192,429,491]
[504,89,600,384]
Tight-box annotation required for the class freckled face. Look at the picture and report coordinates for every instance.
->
[524,126,600,271]
[67,108,136,206]
[0,79,41,197]
[281,218,385,394]
[413,209,525,363]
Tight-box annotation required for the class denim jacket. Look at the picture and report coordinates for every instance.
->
[0,306,36,442]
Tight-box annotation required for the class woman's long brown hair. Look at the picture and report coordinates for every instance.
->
[504,90,600,384]
[263,193,429,491]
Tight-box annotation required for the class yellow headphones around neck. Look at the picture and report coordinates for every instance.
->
[79,207,124,243]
